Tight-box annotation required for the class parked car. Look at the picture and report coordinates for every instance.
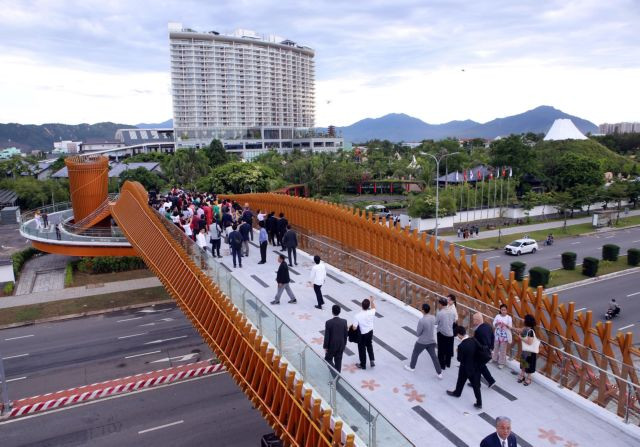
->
[504,238,538,256]
[365,204,392,218]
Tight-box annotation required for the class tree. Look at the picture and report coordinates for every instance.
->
[607,181,628,223]
[161,149,210,190]
[196,162,277,194]
[550,191,573,229]
[50,156,66,172]
[203,139,228,167]
[119,167,165,191]
[490,135,537,180]
[548,152,603,191]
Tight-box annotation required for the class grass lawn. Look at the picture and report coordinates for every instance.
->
[70,268,155,287]
[546,256,636,288]
[0,286,170,326]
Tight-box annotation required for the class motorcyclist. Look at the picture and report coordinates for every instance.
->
[607,299,620,316]
[546,234,554,246]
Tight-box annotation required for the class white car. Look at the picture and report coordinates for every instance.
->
[504,238,538,256]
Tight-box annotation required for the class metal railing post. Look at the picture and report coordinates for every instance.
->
[624,386,632,424]
[371,411,379,446]
[329,376,338,412]
[276,322,283,354]
[257,303,263,333]
[300,347,307,380]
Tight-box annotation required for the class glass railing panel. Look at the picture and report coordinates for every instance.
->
[334,376,372,445]
[373,411,414,447]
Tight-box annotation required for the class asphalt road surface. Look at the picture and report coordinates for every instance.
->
[553,270,640,341]
[471,226,640,273]
[0,303,212,400]
[0,372,272,447]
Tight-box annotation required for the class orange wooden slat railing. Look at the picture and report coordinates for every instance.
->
[224,192,640,420]
[112,182,354,447]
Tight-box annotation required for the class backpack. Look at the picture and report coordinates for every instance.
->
[474,338,492,365]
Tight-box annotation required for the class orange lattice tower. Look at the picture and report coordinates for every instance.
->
[65,155,109,223]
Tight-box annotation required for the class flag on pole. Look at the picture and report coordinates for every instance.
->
[477,170,482,181]
[463,170,467,182]
[455,171,459,182]
[509,167,513,177]
[502,167,506,178]
[489,170,493,180]
[469,169,474,181]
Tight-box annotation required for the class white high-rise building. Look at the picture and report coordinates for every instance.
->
[169,23,341,159]
[599,122,640,135]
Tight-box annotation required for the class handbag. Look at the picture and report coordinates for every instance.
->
[348,326,361,343]
[521,329,540,354]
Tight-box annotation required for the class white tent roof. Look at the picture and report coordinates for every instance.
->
[544,119,587,141]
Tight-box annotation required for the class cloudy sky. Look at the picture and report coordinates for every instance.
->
[1,0,639,127]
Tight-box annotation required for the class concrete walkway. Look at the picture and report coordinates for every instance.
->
[441,208,640,243]
[15,254,75,295]
[210,233,640,446]
[0,276,161,309]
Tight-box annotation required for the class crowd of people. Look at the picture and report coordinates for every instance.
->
[457,225,480,238]
[152,187,535,446]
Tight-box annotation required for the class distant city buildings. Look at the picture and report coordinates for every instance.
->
[168,22,342,159]
[53,141,81,155]
[598,122,640,134]
[0,147,21,159]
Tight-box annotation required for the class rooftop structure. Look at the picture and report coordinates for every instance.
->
[543,119,588,141]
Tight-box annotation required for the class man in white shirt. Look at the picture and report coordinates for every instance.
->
[308,255,327,310]
[351,296,376,369]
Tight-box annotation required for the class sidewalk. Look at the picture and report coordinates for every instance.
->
[0,276,161,309]
[441,208,640,243]
[211,233,640,446]
[15,254,73,295]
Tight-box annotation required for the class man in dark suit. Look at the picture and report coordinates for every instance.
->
[447,326,482,409]
[282,225,298,266]
[473,312,496,388]
[266,212,277,245]
[480,416,518,447]
[277,212,288,249]
[270,254,297,304]
[323,305,348,372]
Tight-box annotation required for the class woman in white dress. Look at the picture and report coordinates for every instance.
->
[492,304,513,368]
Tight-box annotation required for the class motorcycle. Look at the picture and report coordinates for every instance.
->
[544,238,554,246]
[605,306,621,320]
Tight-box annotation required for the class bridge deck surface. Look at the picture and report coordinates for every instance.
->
[210,232,639,447]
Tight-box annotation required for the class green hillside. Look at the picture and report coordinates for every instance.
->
[537,138,634,173]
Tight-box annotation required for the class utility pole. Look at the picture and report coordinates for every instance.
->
[422,150,460,242]
[0,347,10,416]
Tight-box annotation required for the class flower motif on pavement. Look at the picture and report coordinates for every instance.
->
[538,428,563,444]
[297,313,312,320]
[564,441,579,447]
[361,379,381,391]
[402,382,415,390]
[404,389,425,403]
[311,337,323,345]
[392,387,399,394]
[343,363,359,373]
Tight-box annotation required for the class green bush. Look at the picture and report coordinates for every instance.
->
[510,261,527,281]
[76,256,146,274]
[602,244,620,261]
[64,263,74,287]
[11,247,41,278]
[3,282,14,295]
[582,257,599,277]
[561,252,577,270]
[627,248,640,266]
[529,267,550,288]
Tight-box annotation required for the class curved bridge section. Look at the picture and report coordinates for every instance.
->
[111,182,353,447]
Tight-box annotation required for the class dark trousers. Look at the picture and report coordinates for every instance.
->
[357,331,375,368]
[479,363,495,386]
[409,342,441,373]
[249,226,254,241]
[325,349,344,373]
[231,246,242,267]
[268,230,275,245]
[313,284,324,306]
[287,247,297,265]
[259,241,267,262]
[453,368,482,405]
[279,232,286,248]
[437,332,454,370]
[211,239,221,257]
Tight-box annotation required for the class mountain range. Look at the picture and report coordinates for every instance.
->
[0,106,598,151]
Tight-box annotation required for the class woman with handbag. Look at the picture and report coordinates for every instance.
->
[517,314,539,386]
[492,304,513,369]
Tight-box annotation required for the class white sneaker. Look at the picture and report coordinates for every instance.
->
[404,365,415,372]
[437,373,443,380]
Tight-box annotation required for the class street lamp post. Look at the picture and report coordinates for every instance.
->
[422,151,460,242]
[0,347,10,416]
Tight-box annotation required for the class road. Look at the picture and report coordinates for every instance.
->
[0,303,212,400]
[0,372,273,447]
[553,270,640,341]
[471,225,640,273]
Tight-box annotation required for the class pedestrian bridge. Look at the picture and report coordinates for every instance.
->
[17,155,640,446]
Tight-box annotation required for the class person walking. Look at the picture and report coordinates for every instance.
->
[446,326,482,409]
[436,297,456,370]
[266,212,277,246]
[323,304,348,372]
[480,416,518,447]
[308,255,326,309]
[517,314,538,386]
[239,220,251,257]
[228,224,243,268]
[242,204,254,241]
[277,212,288,249]
[492,304,513,369]
[352,296,376,369]
[271,254,297,304]
[282,225,298,266]
[258,220,268,264]
[42,211,49,229]
[210,218,223,258]
[196,227,208,252]
[472,312,496,388]
[404,303,443,379]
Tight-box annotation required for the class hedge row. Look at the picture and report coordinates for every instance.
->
[76,256,146,274]
[11,247,41,278]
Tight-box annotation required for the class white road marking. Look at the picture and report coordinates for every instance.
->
[124,350,162,359]
[140,317,175,327]
[626,291,640,297]
[139,323,156,327]
[144,335,188,345]
[618,324,635,331]
[117,317,143,323]
[7,376,27,382]
[2,353,29,360]
[4,334,34,341]
[571,242,581,245]
[485,256,500,260]
[574,307,587,313]
[138,420,184,434]
[150,353,199,364]
[633,240,640,243]
[118,333,148,340]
